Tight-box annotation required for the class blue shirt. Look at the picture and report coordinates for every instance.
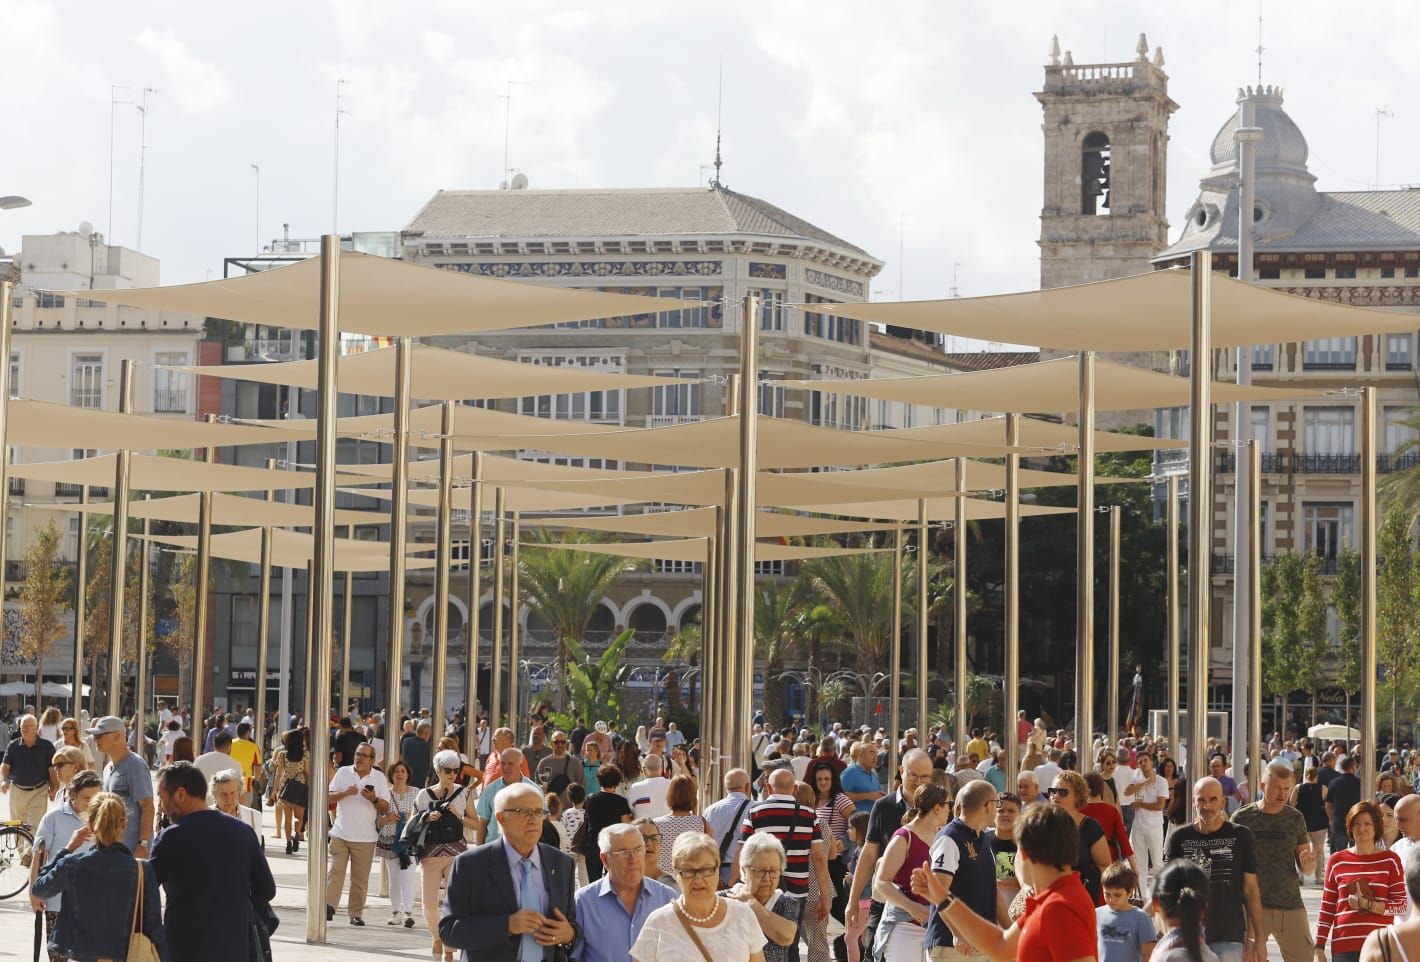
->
[1097,905,1156,962]
[841,763,880,814]
[924,819,997,949]
[983,764,1007,792]
[501,837,547,915]
[477,777,511,841]
[102,751,153,852]
[572,875,677,962]
[32,801,92,911]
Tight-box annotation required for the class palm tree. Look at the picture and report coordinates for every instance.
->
[663,619,702,712]
[805,550,910,680]
[755,575,819,727]
[1381,408,1420,521]
[516,529,638,706]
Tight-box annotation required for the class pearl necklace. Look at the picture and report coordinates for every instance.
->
[676,896,719,924]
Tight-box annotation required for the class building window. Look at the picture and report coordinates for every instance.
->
[1304,268,1326,280]
[8,352,17,399]
[517,354,624,424]
[1386,333,1413,371]
[759,373,785,418]
[1155,406,1188,441]
[1303,407,1355,454]
[651,371,701,419]
[1335,267,1357,279]
[1384,407,1418,455]
[758,289,785,332]
[1382,268,1397,279]
[70,353,104,408]
[1302,337,1357,370]
[1407,267,1419,279]
[804,294,859,345]
[1081,131,1111,216]
[1303,502,1353,563]
[1249,406,1270,453]
[153,351,190,412]
[1251,343,1275,370]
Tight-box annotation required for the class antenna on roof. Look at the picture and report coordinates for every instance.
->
[1255,0,1264,84]
[711,58,724,188]
[500,80,525,189]
[1376,106,1394,188]
[949,263,963,298]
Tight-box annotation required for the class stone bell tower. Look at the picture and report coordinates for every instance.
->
[1037,33,1177,291]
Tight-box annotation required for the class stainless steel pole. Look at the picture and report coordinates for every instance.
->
[490,488,507,727]
[887,526,903,792]
[382,336,413,769]
[1107,506,1121,749]
[431,403,455,739]
[733,295,761,774]
[1168,476,1181,754]
[340,526,353,717]
[699,520,717,805]
[192,427,214,718]
[953,459,968,754]
[1003,414,1021,782]
[1360,388,1378,791]
[720,375,740,781]
[0,286,11,702]
[306,234,341,944]
[255,520,272,755]
[463,452,484,761]
[1247,440,1263,800]
[1187,250,1214,805]
[133,498,151,753]
[106,360,135,717]
[507,512,522,742]
[277,420,297,738]
[1076,351,1097,752]
[916,498,930,742]
[73,484,88,714]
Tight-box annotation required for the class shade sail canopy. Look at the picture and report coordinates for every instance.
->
[29,492,382,528]
[526,538,888,564]
[887,416,1186,452]
[804,459,1138,495]
[349,484,640,514]
[785,498,1076,523]
[335,451,662,485]
[172,343,686,399]
[141,528,435,571]
[9,453,369,492]
[803,268,1412,350]
[9,400,291,450]
[66,251,690,336]
[785,355,1320,412]
[523,508,889,539]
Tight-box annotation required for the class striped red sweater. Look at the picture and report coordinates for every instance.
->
[1315,848,1406,953]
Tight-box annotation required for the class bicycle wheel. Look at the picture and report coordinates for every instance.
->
[0,824,34,899]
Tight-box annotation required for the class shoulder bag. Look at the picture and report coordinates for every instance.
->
[127,860,162,962]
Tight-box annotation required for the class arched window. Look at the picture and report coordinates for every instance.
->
[1082,131,1111,215]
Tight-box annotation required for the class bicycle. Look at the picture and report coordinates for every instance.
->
[0,819,36,899]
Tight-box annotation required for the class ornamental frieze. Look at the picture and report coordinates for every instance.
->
[1275,285,1420,307]
[436,260,723,279]
[804,268,865,298]
[749,262,787,280]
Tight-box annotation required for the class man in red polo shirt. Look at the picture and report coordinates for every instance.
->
[912,801,1097,962]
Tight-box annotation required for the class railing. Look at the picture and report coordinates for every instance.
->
[153,388,188,413]
[1213,452,1419,475]
[1302,361,1357,371]
[1293,454,1361,474]
[646,414,704,428]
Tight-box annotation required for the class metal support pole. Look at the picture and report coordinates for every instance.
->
[1107,506,1121,749]
[73,485,89,714]
[507,512,522,741]
[340,527,353,717]
[1003,414,1021,782]
[699,519,718,805]
[1076,351,1097,751]
[1360,388,1378,791]
[1187,250,1214,804]
[305,561,315,724]
[733,295,761,774]
[953,460,968,754]
[721,378,741,776]
[463,453,484,761]
[916,498,929,742]
[887,527,903,792]
[305,234,341,944]
[192,431,214,718]
[106,360,135,717]
[277,423,297,740]
[1168,476,1181,755]
[490,488,507,728]
[382,336,413,769]
[0,286,11,702]
[133,499,151,753]
[431,401,455,739]
[1247,440,1263,800]
[255,518,272,754]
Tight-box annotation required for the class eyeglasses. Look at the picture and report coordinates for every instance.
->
[503,807,546,820]
[677,867,718,881]
[747,867,781,879]
[552,740,568,746]
[608,846,646,860]
[440,767,460,775]
[1046,787,1071,799]
[640,833,661,843]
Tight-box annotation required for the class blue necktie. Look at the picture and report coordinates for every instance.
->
[519,857,540,962]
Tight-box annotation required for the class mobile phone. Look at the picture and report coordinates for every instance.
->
[364,784,373,792]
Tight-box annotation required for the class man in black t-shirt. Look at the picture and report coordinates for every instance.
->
[1324,754,1363,855]
[1165,776,1263,962]
[331,718,366,767]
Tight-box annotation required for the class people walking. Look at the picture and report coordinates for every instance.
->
[150,761,276,962]
[923,779,1000,962]
[1,713,58,861]
[29,770,101,962]
[269,727,310,854]
[211,769,263,838]
[1126,752,1170,896]
[417,749,478,954]
[729,832,803,962]
[706,769,755,886]
[1233,760,1317,962]
[630,832,767,962]
[376,760,420,928]
[583,764,634,883]
[574,822,677,962]
[1164,777,1264,962]
[325,742,392,926]
[1316,800,1406,962]
[653,774,710,876]
[89,715,154,859]
[871,781,951,962]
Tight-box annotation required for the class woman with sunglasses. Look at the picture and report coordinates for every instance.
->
[58,718,96,771]
[1049,771,1111,905]
[50,746,87,795]
[416,748,479,957]
[376,760,419,929]
[29,770,102,962]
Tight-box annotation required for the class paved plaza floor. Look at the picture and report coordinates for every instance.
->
[0,789,1331,961]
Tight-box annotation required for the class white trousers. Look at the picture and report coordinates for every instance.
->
[385,858,417,914]
[1130,820,1165,896]
[882,921,925,962]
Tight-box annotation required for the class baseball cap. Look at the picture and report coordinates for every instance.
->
[87,715,125,736]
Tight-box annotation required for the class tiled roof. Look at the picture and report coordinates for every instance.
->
[939,350,1043,371]
[1158,189,1420,259]
[405,185,876,260]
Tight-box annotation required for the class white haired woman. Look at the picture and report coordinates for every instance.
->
[727,831,801,962]
[418,749,479,960]
[211,769,262,838]
[632,832,767,962]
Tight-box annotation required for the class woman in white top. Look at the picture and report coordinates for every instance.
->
[417,749,479,961]
[29,770,101,962]
[376,760,420,928]
[636,725,651,754]
[632,832,767,962]
[38,706,63,744]
[211,769,263,838]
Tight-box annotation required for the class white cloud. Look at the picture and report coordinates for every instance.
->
[133,27,231,112]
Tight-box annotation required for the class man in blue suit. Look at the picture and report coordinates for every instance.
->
[440,780,581,962]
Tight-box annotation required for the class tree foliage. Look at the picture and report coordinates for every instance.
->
[1261,551,1328,722]
[547,628,634,732]
[19,522,72,705]
[805,549,910,678]
[1377,506,1418,736]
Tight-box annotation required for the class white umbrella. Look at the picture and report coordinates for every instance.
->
[41,682,92,698]
[1308,723,1361,741]
[0,681,32,696]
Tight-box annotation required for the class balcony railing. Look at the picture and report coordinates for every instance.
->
[646,414,704,429]
[1211,452,1420,475]
[1293,454,1361,474]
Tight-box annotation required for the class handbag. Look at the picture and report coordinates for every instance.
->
[278,772,309,807]
[127,860,162,962]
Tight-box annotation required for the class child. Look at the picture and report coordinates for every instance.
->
[1151,859,1217,962]
[843,810,872,962]
[563,783,589,886]
[1098,861,1157,962]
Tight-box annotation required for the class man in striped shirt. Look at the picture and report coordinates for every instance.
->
[733,766,833,923]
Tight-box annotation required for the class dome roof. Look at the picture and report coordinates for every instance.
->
[1209,86,1310,175]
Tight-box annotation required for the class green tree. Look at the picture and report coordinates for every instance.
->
[805,549,908,679]
[19,522,72,706]
[663,619,701,712]
[1332,545,1362,726]
[1380,409,1420,518]
[754,575,817,727]
[1378,507,1418,740]
[164,553,199,705]
[1262,551,1326,731]
[547,629,634,732]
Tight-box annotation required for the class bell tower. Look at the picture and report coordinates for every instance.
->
[1037,33,1177,290]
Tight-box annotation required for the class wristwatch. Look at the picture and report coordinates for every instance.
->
[937,894,957,914]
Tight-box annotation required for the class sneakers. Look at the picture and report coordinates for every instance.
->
[389,911,402,926]
[405,914,416,929]
[350,917,365,927]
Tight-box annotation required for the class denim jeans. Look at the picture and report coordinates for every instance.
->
[1209,941,1244,962]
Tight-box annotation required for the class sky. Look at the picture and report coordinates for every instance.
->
[3,0,1418,321]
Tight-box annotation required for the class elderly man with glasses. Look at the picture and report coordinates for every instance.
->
[325,742,392,926]
[1,713,58,865]
[573,822,676,962]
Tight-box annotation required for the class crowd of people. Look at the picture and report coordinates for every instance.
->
[6,697,1420,962]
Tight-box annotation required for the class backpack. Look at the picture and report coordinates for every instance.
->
[570,813,588,853]
[544,756,575,797]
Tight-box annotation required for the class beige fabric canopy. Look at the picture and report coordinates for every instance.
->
[66,251,688,336]
[30,493,382,528]
[804,459,1139,495]
[348,484,640,514]
[141,527,435,571]
[887,417,1186,452]
[785,355,1320,412]
[784,499,1076,523]
[170,343,686,399]
[526,538,888,564]
[9,400,291,450]
[523,508,889,539]
[802,268,1409,351]
[9,453,367,492]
